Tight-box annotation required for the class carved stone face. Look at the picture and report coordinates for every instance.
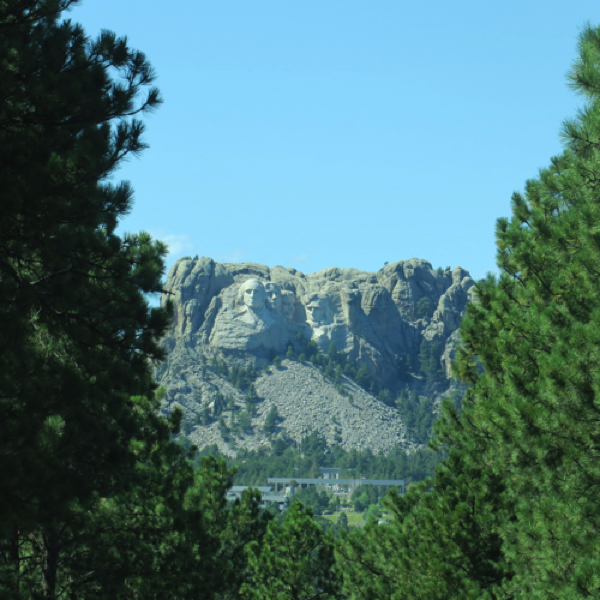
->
[184,299,199,317]
[281,290,296,320]
[241,279,267,310]
[182,299,201,334]
[265,283,282,313]
[306,298,329,326]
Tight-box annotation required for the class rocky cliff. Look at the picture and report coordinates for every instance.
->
[155,257,474,456]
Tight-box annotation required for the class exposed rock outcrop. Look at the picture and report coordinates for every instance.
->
[156,257,474,455]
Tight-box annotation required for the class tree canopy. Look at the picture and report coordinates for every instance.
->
[0,1,194,597]
[6,2,600,598]
[0,0,171,530]
[336,22,600,600]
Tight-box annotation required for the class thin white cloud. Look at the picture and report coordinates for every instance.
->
[159,233,195,261]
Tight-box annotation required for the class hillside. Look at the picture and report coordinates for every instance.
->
[155,256,473,455]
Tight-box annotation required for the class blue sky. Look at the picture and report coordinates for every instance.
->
[71,0,599,281]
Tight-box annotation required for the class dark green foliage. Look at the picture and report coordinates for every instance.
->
[0,393,271,599]
[216,358,230,377]
[355,362,371,389]
[290,307,445,399]
[418,338,445,381]
[337,441,512,599]
[286,344,296,360]
[377,387,394,407]
[208,358,261,392]
[264,405,280,434]
[227,394,236,410]
[363,502,382,524]
[245,382,259,402]
[351,484,379,512]
[190,456,273,599]
[202,405,212,426]
[217,431,442,490]
[395,353,413,381]
[334,364,342,384]
[218,416,229,439]
[0,0,171,541]
[444,26,600,597]
[214,392,225,416]
[446,27,600,594]
[300,430,329,457]
[238,410,252,433]
[15,4,600,599]
[327,341,338,360]
[293,486,331,516]
[294,334,388,396]
[416,296,435,319]
[243,501,343,600]
[395,388,446,443]
[271,436,291,456]
[337,393,513,599]
[205,355,262,394]
[229,362,259,390]
[336,24,600,599]
[0,4,274,597]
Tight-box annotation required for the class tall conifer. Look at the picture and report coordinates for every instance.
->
[339,23,600,600]
[451,23,600,598]
[0,0,170,541]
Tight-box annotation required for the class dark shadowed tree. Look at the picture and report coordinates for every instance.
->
[0,0,171,533]
[0,2,188,598]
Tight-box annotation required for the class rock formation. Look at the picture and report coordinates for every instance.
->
[156,257,474,455]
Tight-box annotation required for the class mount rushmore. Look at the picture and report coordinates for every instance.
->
[156,256,475,454]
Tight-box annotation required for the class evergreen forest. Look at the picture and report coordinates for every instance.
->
[4,1,600,597]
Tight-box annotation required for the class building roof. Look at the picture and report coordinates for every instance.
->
[267,478,404,486]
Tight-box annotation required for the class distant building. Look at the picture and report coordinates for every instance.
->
[226,485,272,501]
[260,493,290,512]
[268,477,404,495]
[319,468,342,480]
[226,485,289,512]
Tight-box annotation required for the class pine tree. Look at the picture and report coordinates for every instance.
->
[450,23,600,598]
[338,397,512,600]
[243,501,342,600]
[340,23,600,600]
[0,0,170,557]
[264,405,279,434]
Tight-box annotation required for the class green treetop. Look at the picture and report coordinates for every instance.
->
[339,22,600,600]
[451,23,600,598]
[0,0,170,539]
[243,501,342,600]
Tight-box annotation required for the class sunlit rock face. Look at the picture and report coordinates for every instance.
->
[161,257,474,391]
[208,279,288,351]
